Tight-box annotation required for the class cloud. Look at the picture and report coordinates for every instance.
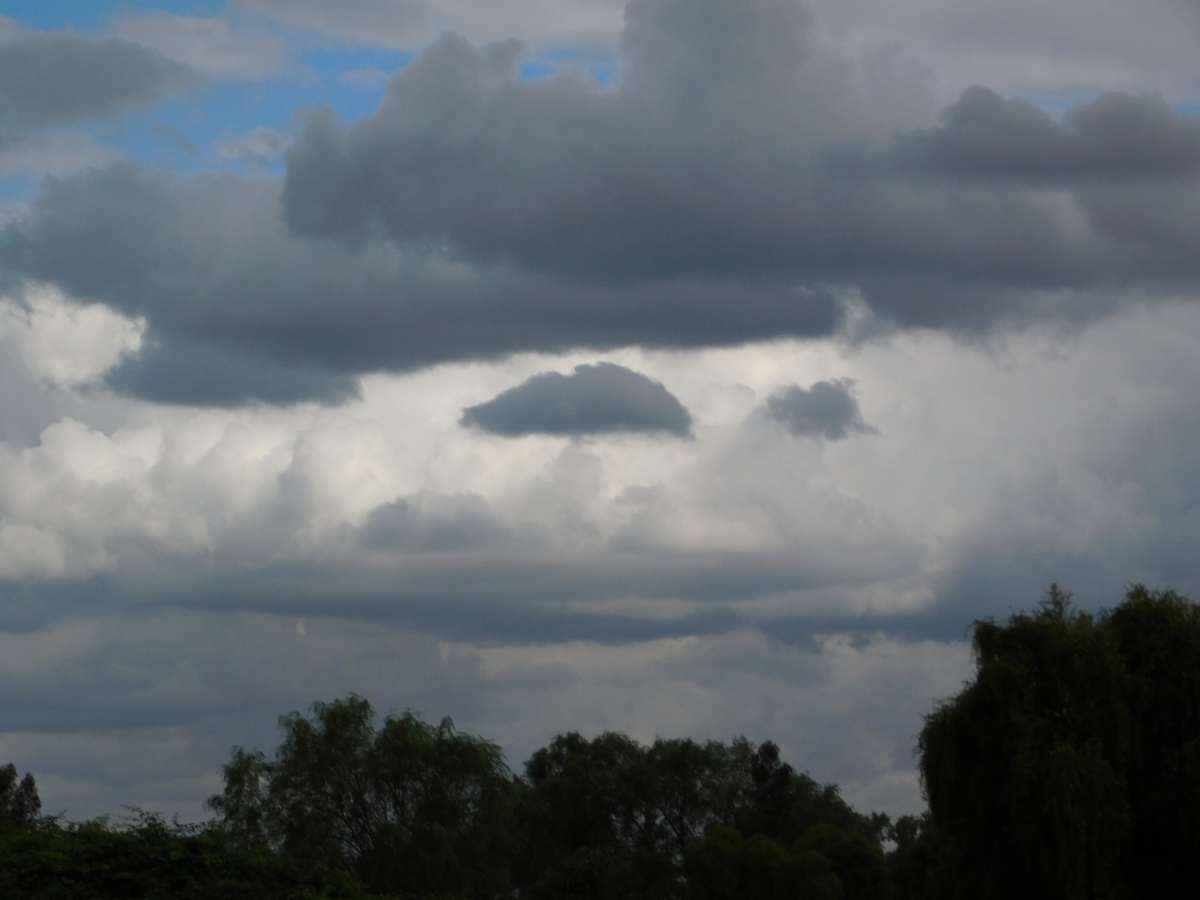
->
[109,12,289,79]
[870,87,1200,183]
[105,337,359,407]
[461,362,693,437]
[802,0,1200,101]
[360,492,508,551]
[233,0,627,48]
[0,165,838,405]
[766,379,873,440]
[0,282,144,388]
[2,300,1200,823]
[279,0,1200,333]
[0,608,486,820]
[214,126,292,161]
[0,36,192,131]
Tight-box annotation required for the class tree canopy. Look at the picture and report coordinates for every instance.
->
[917,585,1200,899]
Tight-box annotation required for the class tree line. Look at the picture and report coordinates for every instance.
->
[2,584,1198,898]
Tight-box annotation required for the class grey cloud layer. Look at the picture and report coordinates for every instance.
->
[461,363,693,437]
[0,36,192,131]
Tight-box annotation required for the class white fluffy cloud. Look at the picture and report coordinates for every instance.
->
[0,283,143,387]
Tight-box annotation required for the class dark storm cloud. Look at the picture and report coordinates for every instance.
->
[0,164,838,404]
[0,36,193,130]
[106,336,358,406]
[4,0,1200,405]
[871,87,1200,184]
[766,379,873,440]
[461,363,693,437]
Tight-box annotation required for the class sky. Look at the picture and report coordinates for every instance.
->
[1,0,1199,823]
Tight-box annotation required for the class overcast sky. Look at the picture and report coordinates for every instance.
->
[1,0,1199,822]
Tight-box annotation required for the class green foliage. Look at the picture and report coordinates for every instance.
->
[0,811,380,900]
[884,814,947,900]
[735,741,884,847]
[919,584,1200,900]
[683,825,843,900]
[1107,585,1200,891]
[799,824,890,900]
[520,731,883,898]
[0,763,41,826]
[208,695,515,898]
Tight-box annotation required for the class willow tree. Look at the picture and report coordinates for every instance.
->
[919,585,1200,900]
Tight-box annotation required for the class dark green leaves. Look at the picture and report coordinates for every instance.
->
[207,696,514,897]
[919,585,1200,900]
[0,764,40,826]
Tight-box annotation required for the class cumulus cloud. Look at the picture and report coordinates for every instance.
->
[870,87,1200,183]
[0,165,838,404]
[0,283,144,388]
[0,36,192,131]
[280,0,1200,332]
[461,362,693,437]
[766,379,873,440]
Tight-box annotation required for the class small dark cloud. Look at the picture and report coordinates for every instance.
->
[766,379,874,439]
[870,87,1200,184]
[461,362,693,437]
[360,492,507,552]
[0,37,193,131]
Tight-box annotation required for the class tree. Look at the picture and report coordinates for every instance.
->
[919,585,1200,900]
[1105,586,1200,894]
[734,741,882,847]
[520,731,885,899]
[683,825,843,900]
[209,695,515,897]
[0,809,380,900]
[798,824,889,900]
[0,764,40,826]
